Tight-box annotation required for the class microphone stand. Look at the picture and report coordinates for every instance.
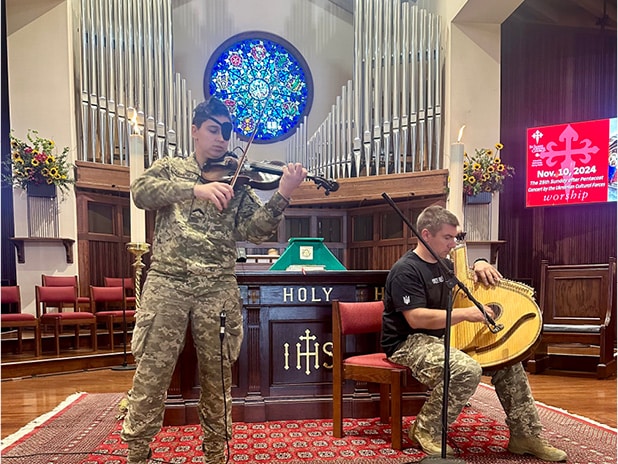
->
[382,193,502,464]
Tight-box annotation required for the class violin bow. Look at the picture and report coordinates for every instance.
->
[229,104,267,188]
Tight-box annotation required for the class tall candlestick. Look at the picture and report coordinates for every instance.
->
[129,128,146,244]
[127,242,150,310]
[449,125,466,224]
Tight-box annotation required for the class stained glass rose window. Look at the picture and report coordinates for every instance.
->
[205,32,313,143]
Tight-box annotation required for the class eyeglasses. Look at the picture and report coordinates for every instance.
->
[207,116,233,141]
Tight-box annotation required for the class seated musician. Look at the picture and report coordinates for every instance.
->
[381,205,567,461]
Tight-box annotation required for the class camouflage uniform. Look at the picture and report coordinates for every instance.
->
[389,333,541,440]
[121,155,289,464]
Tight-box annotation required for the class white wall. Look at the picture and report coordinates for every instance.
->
[437,0,523,233]
[7,1,79,313]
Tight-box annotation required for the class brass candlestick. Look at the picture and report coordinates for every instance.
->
[111,242,150,372]
[127,242,151,310]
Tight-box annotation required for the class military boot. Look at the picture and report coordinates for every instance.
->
[408,421,455,456]
[508,435,567,462]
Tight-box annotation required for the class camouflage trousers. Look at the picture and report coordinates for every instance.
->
[388,333,542,440]
[121,274,243,464]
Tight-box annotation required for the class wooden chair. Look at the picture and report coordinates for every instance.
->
[103,277,136,306]
[332,299,411,450]
[1,286,41,356]
[104,277,135,294]
[36,285,97,355]
[41,274,91,310]
[90,285,135,350]
[527,257,617,379]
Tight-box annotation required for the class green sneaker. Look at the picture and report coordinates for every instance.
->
[508,435,567,462]
[408,421,455,456]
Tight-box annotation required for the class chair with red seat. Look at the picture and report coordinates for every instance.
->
[41,274,91,310]
[103,276,134,292]
[1,286,41,356]
[36,285,97,355]
[90,285,136,350]
[332,299,427,450]
[103,277,136,307]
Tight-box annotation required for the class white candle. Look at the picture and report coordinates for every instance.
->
[448,125,466,224]
[129,131,146,243]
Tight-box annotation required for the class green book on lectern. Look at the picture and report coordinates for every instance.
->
[269,237,346,271]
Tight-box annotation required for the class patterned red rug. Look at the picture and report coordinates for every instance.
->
[1,384,615,464]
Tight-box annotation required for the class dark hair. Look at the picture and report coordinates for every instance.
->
[192,97,231,128]
[416,205,459,236]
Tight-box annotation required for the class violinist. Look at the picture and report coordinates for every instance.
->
[381,205,567,462]
[121,96,307,464]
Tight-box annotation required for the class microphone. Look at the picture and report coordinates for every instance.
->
[219,310,227,341]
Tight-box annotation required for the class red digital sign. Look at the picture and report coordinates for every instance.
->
[526,118,615,207]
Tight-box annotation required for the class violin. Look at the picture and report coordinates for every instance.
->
[201,152,339,196]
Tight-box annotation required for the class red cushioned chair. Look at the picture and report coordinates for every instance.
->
[36,285,97,355]
[1,286,41,356]
[103,277,136,307]
[90,285,136,350]
[41,274,91,311]
[103,276,135,292]
[332,299,410,450]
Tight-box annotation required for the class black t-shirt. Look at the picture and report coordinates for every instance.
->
[381,250,452,357]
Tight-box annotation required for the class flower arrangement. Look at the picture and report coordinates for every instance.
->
[463,143,515,196]
[5,130,74,193]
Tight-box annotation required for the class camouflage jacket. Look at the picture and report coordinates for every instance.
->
[131,154,289,281]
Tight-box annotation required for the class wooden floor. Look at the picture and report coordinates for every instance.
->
[1,363,615,439]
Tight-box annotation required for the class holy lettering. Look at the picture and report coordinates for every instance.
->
[282,286,334,302]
